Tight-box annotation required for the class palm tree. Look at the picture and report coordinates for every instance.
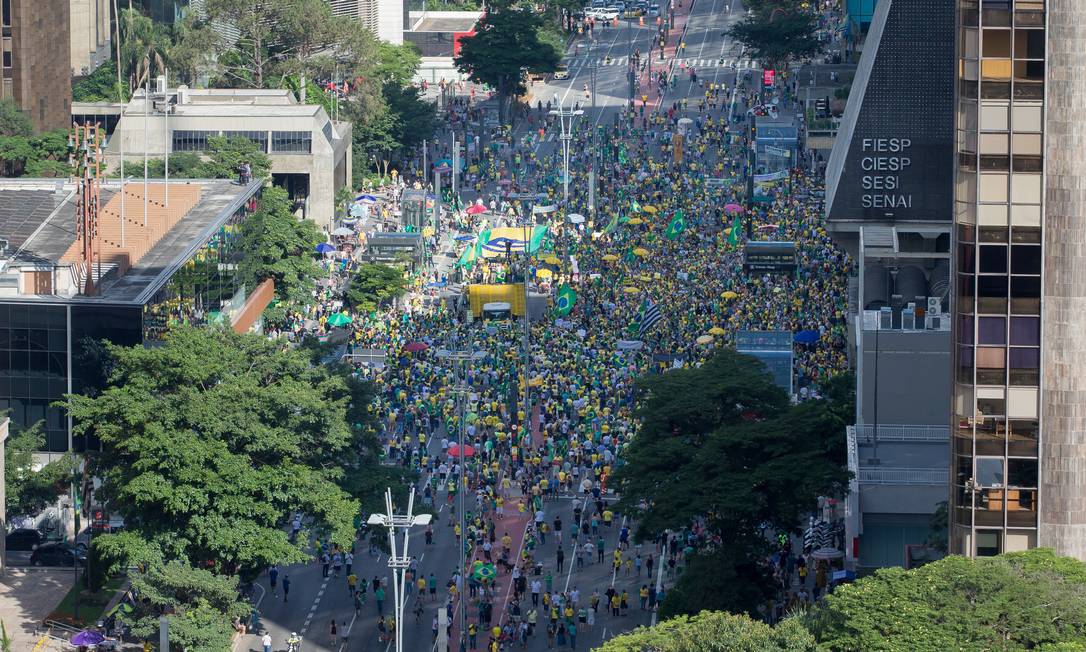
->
[119,9,170,91]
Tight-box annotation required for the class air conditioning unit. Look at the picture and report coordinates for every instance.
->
[902,306,916,330]
[878,306,893,330]
[926,314,949,331]
[927,296,942,316]
[155,75,167,95]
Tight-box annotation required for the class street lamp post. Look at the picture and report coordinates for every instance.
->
[435,345,481,652]
[548,99,584,203]
[367,488,432,652]
[505,192,547,444]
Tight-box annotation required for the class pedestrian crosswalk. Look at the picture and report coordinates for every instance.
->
[565,56,758,69]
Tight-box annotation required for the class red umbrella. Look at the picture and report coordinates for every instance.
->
[466,204,487,215]
[403,341,429,353]
[724,203,744,214]
[448,444,476,458]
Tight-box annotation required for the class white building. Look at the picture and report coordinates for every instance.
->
[89,86,352,230]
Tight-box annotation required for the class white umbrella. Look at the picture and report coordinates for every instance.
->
[332,227,354,236]
[567,213,586,224]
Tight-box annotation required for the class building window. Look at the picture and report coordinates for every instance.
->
[222,130,268,153]
[271,131,312,153]
[172,130,216,152]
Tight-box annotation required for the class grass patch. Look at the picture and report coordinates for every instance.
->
[48,575,126,628]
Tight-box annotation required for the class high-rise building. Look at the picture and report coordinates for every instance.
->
[950,0,1085,562]
[1,0,72,131]
[69,0,111,77]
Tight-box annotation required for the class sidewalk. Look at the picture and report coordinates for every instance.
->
[0,569,71,651]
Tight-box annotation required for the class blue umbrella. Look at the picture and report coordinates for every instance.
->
[454,235,476,242]
[355,194,378,202]
[426,281,448,288]
[315,243,336,254]
[793,329,819,344]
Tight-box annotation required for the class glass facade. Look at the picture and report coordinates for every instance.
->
[271,131,312,154]
[142,203,250,341]
[222,130,269,153]
[0,304,70,451]
[952,0,1044,557]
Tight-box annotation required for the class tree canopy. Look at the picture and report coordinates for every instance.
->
[65,326,362,575]
[611,549,1086,651]
[598,611,816,652]
[726,4,822,71]
[611,349,850,617]
[236,186,323,313]
[4,423,74,519]
[0,99,33,137]
[804,548,1086,651]
[346,263,409,313]
[454,1,561,123]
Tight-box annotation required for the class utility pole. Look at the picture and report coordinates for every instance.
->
[506,192,546,442]
[367,488,431,652]
[422,139,428,181]
[451,134,460,197]
[548,99,584,203]
[0,418,9,577]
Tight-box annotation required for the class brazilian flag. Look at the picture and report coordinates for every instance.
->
[665,210,687,240]
[727,215,741,247]
[554,284,577,317]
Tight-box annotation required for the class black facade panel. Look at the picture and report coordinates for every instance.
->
[834,0,955,222]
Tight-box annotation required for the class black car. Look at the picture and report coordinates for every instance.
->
[5,528,44,551]
[30,543,85,567]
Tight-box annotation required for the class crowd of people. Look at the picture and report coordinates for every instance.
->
[258,27,851,648]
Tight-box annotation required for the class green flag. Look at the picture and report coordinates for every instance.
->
[727,216,741,246]
[602,213,620,236]
[624,247,637,263]
[618,144,628,165]
[475,229,492,258]
[665,210,687,240]
[529,225,548,254]
[632,200,642,213]
[455,243,477,269]
[554,284,577,316]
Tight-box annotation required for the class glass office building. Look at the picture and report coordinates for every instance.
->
[952,0,1086,561]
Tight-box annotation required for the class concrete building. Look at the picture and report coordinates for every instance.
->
[824,0,956,569]
[1,0,72,131]
[90,86,352,230]
[69,0,110,77]
[950,0,1086,562]
[0,177,265,453]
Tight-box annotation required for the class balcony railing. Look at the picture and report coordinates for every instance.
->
[855,424,950,444]
[857,467,948,486]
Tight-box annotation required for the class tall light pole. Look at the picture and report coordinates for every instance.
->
[505,192,547,444]
[367,488,432,652]
[436,345,482,652]
[548,97,583,203]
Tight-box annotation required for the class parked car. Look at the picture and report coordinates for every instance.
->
[5,528,44,551]
[30,542,85,567]
[623,6,644,17]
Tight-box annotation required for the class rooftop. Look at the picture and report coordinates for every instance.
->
[0,178,260,305]
[413,14,480,31]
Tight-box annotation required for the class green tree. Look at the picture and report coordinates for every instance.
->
[454,1,561,124]
[611,350,849,616]
[346,263,408,313]
[726,7,822,73]
[73,61,128,103]
[117,560,250,652]
[804,549,1086,651]
[236,186,322,312]
[598,611,815,652]
[197,135,272,180]
[119,9,172,90]
[65,327,361,574]
[0,99,32,137]
[4,423,74,519]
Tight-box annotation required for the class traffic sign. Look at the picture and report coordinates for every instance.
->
[763,69,775,87]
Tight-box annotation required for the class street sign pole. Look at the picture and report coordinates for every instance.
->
[367,489,432,652]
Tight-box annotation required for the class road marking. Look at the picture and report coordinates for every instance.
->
[649,541,667,627]
[335,611,358,652]
[300,576,331,635]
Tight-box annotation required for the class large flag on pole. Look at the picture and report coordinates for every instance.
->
[727,215,741,246]
[628,297,664,338]
[665,210,686,240]
[554,284,577,316]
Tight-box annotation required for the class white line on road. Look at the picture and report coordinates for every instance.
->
[649,542,667,627]
[300,576,331,635]
[337,611,358,652]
